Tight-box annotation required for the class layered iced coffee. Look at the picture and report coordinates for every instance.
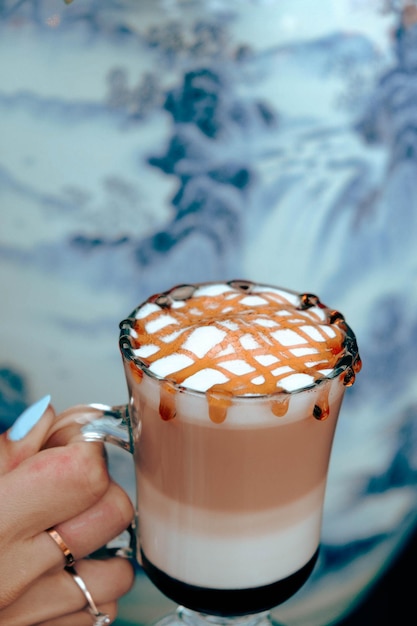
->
[119,280,361,616]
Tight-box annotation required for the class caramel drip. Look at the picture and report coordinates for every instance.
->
[159,382,177,421]
[313,386,330,421]
[271,395,290,418]
[129,360,143,384]
[206,387,233,424]
[132,290,346,398]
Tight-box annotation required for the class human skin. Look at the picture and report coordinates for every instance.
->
[0,401,135,625]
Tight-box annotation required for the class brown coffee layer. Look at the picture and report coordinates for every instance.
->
[137,474,327,535]
[135,392,341,512]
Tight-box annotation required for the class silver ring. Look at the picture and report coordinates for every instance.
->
[65,565,111,625]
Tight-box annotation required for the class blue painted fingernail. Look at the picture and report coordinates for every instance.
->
[8,395,52,441]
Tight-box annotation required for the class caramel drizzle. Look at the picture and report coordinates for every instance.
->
[132,290,346,396]
[128,289,357,423]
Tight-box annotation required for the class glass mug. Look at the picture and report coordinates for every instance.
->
[49,280,361,626]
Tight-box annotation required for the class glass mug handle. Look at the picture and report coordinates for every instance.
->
[47,403,136,560]
[48,402,133,451]
[79,403,133,452]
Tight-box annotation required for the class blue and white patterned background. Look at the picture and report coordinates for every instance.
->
[1,1,417,625]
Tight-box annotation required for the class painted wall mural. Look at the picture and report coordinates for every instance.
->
[1,1,417,625]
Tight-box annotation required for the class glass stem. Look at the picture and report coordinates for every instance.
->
[176,606,274,626]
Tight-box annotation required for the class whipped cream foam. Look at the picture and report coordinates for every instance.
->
[120,280,360,396]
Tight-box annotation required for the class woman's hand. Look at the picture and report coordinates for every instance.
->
[0,397,135,625]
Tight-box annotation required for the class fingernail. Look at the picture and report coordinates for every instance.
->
[8,395,52,441]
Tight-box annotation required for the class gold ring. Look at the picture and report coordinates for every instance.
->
[46,528,75,566]
[66,565,111,625]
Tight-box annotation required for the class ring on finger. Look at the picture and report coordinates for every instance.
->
[46,527,75,566]
[66,565,111,625]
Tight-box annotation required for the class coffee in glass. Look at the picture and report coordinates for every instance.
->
[117,280,361,619]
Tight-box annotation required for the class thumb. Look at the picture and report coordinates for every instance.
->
[0,395,56,475]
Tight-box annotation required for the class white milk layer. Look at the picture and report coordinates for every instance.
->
[137,476,325,589]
